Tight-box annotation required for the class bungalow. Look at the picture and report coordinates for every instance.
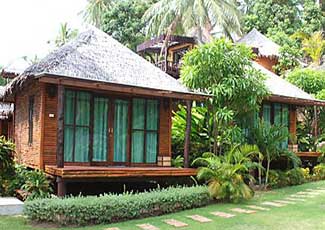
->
[137,29,325,156]
[3,28,206,196]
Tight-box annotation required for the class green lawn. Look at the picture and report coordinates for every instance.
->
[1,180,325,230]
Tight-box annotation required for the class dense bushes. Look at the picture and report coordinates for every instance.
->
[24,186,211,226]
[0,136,16,195]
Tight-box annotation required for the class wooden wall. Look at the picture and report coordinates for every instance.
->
[158,98,172,157]
[14,82,42,168]
[256,56,278,72]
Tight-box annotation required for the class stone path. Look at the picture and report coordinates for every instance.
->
[262,201,286,207]
[230,208,256,214]
[187,215,212,223]
[109,186,325,230]
[163,219,188,227]
[137,223,159,230]
[246,205,270,211]
[211,211,236,218]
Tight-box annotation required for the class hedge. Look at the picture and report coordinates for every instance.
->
[24,186,211,226]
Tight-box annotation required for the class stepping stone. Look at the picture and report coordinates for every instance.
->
[290,194,314,198]
[211,211,236,218]
[137,224,159,230]
[262,201,286,207]
[285,197,306,202]
[104,228,120,230]
[230,208,256,214]
[297,191,320,195]
[306,189,325,193]
[163,219,188,227]
[246,205,270,211]
[274,200,295,204]
[187,215,212,223]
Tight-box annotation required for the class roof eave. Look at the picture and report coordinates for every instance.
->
[266,94,325,106]
[36,73,210,101]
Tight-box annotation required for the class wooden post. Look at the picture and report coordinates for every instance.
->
[314,106,318,138]
[57,85,64,168]
[56,177,66,197]
[184,100,192,168]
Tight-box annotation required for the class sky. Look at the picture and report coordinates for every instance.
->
[0,0,88,70]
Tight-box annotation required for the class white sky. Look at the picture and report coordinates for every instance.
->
[0,0,88,69]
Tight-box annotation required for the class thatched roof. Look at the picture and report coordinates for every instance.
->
[0,86,13,119]
[253,62,325,105]
[6,27,202,98]
[238,28,280,58]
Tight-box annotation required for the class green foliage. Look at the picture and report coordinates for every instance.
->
[24,186,211,226]
[287,68,325,95]
[102,0,153,50]
[82,0,114,27]
[193,144,261,202]
[0,136,15,195]
[268,168,305,188]
[143,0,241,42]
[242,0,302,35]
[171,155,184,168]
[301,0,325,35]
[1,164,52,200]
[181,39,268,154]
[313,164,325,180]
[50,23,78,48]
[251,119,301,186]
[172,105,244,159]
[302,31,325,65]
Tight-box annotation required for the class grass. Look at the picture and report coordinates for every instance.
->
[1,180,325,230]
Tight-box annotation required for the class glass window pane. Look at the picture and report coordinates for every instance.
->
[146,132,157,163]
[75,127,89,162]
[132,99,145,129]
[131,131,144,163]
[93,97,108,161]
[114,99,129,162]
[263,104,271,125]
[64,90,75,125]
[282,105,289,149]
[274,103,282,125]
[64,127,74,162]
[76,92,90,126]
[146,100,158,131]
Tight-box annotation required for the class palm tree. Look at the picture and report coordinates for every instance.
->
[82,0,114,28]
[252,119,301,187]
[302,31,325,65]
[54,23,79,47]
[193,144,261,202]
[143,0,241,43]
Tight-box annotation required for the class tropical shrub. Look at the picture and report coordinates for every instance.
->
[181,39,268,155]
[301,167,312,181]
[193,144,261,202]
[24,186,211,226]
[171,155,184,168]
[313,164,325,180]
[252,119,301,187]
[0,136,15,196]
[286,168,305,186]
[268,170,288,188]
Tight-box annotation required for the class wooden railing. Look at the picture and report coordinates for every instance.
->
[155,61,180,78]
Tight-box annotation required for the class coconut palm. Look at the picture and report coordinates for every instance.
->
[143,0,241,43]
[193,144,261,202]
[54,23,79,47]
[302,31,325,65]
[82,0,114,28]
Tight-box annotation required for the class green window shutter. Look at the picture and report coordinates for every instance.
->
[145,100,158,163]
[274,103,282,126]
[93,97,109,162]
[263,104,271,125]
[282,105,289,149]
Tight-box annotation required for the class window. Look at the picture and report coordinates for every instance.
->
[28,96,34,144]
[64,90,90,162]
[262,104,271,125]
[274,103,289,149]
[131,98,159,163]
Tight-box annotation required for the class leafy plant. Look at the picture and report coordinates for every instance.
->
[181,39,269,154]
[302,31,325,65]
[193,144,261,202]
[24,186,211,226]
[0,136,15,196]
[286,168,305,186]
[313,164,325,180]
[252,119,300,187]
[171,155,184,168]
[21,169,52,200]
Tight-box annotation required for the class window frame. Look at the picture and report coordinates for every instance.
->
[28,96,34,145]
